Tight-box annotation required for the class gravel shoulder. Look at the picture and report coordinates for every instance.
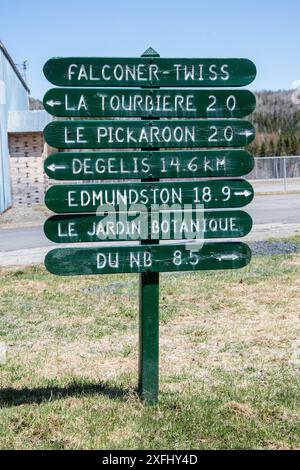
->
[0,205,51,229]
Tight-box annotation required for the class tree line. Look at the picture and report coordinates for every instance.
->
[249,90,300,156]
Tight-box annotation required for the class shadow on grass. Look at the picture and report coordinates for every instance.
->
[0,381,133,408]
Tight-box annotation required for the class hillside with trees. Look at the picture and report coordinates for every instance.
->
[29,97,43,110]
[249,90,300,156]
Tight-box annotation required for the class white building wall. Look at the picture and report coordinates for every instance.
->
[0,44,29,212]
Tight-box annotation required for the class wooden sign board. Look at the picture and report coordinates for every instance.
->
[44,149,254,180]
[43,48,256,405]
[45,242,252,276]
[44,119,255,149]
[45,180,254,213]
[44,210,253,243]
[43,57,256,87]
[43,88,256,118]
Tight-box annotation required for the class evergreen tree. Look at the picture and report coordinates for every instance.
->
[284,135,291,155]
[290,135,298,155]
[269,139,275,156]
[254,143,260,156]
[276,135,285,156]
[260,142,267,157]
[248,141,259,156]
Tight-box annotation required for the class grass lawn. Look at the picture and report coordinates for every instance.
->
[0,248,300,449]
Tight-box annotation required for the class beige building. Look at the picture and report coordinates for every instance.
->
[8,110,52,206]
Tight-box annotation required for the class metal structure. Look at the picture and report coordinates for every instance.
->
[8,110,52,133]
[0,41,29,213]
[249,156,300,192]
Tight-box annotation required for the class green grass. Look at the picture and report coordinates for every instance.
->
[0,252,300,449]
[267,234,300,244]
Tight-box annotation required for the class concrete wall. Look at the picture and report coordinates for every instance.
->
[9,132,46,206]
[0,45,29,212]
[9,132,44,159]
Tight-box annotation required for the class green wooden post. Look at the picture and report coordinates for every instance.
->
[138,47,160,404]
[43,52,256,406]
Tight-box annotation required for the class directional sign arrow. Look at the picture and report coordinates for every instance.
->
[234,190,252,197]
[46,99,62,107]
[214,253,240,261]
[46,163,66,172]
[238,130,254,138]
[44,242,252,276]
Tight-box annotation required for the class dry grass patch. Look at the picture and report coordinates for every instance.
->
[225,402,257,419]
[0,251,300,449]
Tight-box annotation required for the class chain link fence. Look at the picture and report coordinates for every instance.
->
[249,156,300,192]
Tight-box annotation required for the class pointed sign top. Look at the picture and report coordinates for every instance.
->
[141,47,160,57]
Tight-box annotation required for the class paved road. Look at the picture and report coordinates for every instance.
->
[0,226,54,251]
[247,193,300,224]
[251,178,300,193]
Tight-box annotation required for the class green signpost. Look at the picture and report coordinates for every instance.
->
[44,119,255,149]
[45,180,253,213]
[44,211,253,243]
[43,56,256,87]
[44,149,254,180]
[43,48,256,404]
[44,88,256,118]
[45,242,252,276]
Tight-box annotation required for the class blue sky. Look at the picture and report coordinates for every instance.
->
[1,0,299,98]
